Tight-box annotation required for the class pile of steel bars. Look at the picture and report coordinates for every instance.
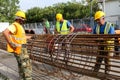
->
[0,33,120,79]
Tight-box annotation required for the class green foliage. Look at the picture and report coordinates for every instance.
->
[26,0,99,23]
[0,0,19,23]
[26,7,42,23]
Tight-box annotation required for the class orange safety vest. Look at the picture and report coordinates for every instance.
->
[7,22,26,54]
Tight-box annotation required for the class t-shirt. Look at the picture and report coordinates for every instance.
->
[7,24,16,34]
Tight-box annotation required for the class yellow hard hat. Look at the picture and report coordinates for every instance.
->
[56,13,63,21]
[94,11,105,20]
[15,11,26,19]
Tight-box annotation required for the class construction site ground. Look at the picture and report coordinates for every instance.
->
[0,49,99,80]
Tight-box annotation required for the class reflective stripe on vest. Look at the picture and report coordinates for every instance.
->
[11,42,21,47]
[60,30,69,32]
[96,22,111,34]
[11,35,25,41]
[56,20,69,35]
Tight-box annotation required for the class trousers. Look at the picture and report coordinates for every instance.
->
[14,47,32,80]
[94,46,114,74]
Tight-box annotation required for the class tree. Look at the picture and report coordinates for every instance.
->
[26,7,44,23]
[0,0,19,22]
[26,0,99,23]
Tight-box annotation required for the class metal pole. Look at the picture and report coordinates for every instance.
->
[90,0,93,28]
[103,0,105,13]
[90,0,92,18]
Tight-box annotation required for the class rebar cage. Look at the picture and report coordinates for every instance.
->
[0,33,120,80]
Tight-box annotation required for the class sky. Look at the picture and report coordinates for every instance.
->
[19,0,80,11]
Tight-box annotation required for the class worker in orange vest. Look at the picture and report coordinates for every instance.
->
[3,11,32,80]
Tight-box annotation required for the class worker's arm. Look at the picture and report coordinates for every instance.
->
[3,24,16,43]
[26,35,32,39]
[67,21,74,33]
[3,25,17,49]
[115,30,120,34]
[3,28,12,44]
[108,26,115,34]
[70,25,74,33]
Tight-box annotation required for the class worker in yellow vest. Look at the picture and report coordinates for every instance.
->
[3,11,32,80]
[54,13,75,63]
[93,11,115,74]
[55,13,74,35]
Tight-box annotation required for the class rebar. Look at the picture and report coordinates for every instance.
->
[0,33,120,80]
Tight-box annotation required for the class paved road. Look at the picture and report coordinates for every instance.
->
[0,49,99,80]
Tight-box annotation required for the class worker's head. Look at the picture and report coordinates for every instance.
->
[94,11,105,25]
[15,10,26,24]
[56,13,63,21]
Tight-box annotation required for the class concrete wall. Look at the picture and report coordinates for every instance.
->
[105,0,120,26]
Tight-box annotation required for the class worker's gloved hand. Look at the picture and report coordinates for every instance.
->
[9,42,17,49]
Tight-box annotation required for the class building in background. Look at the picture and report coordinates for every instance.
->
[98,0,120,27]
[105,0,120,27]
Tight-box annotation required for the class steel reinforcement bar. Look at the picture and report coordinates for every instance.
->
[0,33,120,79]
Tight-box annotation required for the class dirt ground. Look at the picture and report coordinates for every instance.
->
[0,49,99,80]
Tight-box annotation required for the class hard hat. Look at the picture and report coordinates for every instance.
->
[15,11,26,19]
[94,11,105,20]
[56,13,63,21]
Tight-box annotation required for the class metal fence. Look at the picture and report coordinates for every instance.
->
[23,18,120,34]
[23,22,55,34]
[23,18,94,34]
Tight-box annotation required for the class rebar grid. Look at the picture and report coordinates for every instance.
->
[26,33,120,80]
[0,33,120,80]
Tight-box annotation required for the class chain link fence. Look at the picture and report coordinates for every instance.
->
[23,17,120,34]
[23,18,94,34]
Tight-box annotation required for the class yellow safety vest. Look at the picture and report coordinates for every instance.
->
[96,22,111,34]
[56,20,69,35]
[7,22,26,54]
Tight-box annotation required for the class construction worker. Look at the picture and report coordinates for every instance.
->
[3,10,32,80]
[55,13,74,35]
[42,18,51,34]
[93,11,115,74]
[55,13,74,65]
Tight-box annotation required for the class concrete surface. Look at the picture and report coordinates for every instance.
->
[0,49,99,80]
